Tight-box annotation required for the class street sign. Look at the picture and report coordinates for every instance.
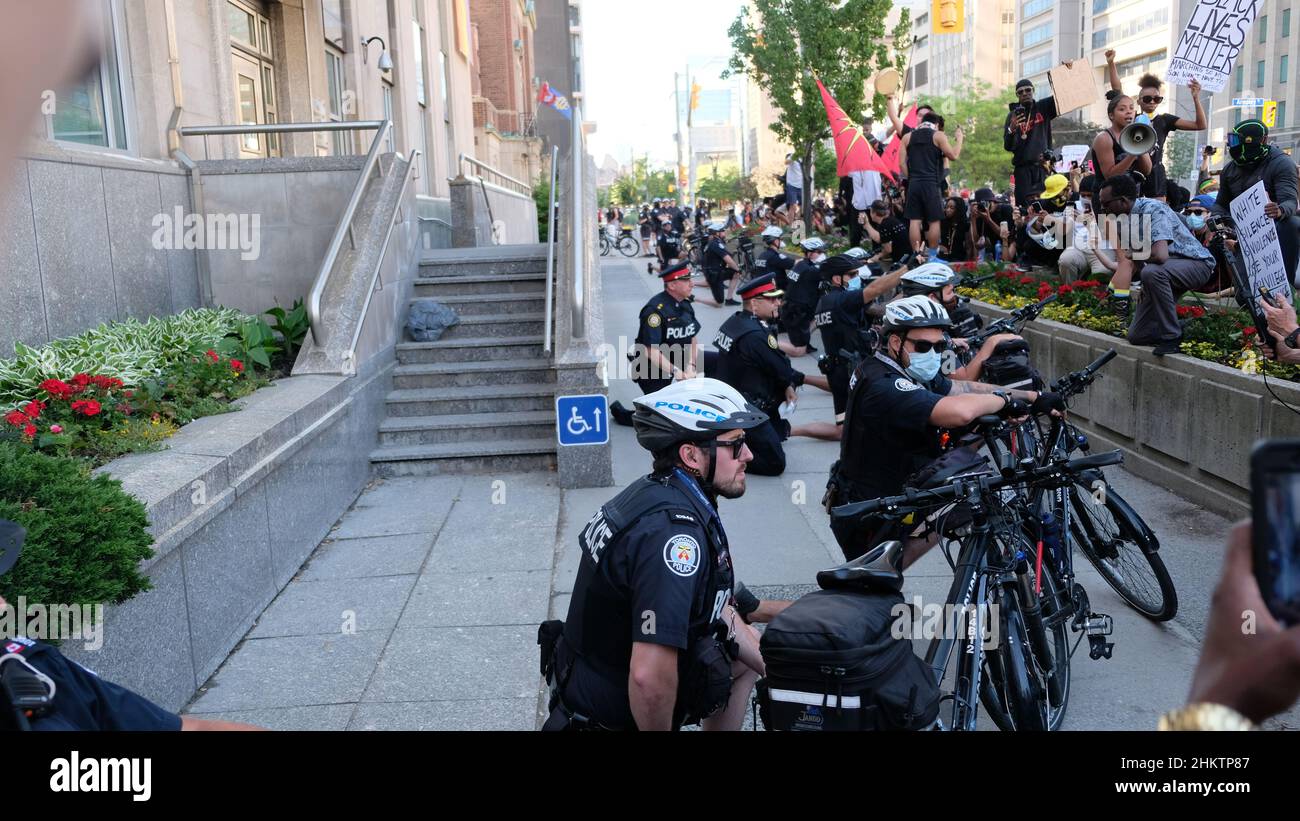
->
[1232,97,1265,107]
[556,395,609,447]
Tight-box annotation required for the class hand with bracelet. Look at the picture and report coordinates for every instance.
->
[1260,296,1300,364]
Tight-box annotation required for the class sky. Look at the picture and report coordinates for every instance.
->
[581,0,747,169]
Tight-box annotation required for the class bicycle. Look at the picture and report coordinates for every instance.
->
[832,438,1125,731]
[616,227,641,258]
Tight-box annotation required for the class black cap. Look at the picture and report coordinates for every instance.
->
[974,187,995,203]
[1016,78,1033,90]
[737,273,784,300]
[660,261,691,282]
[818,255,859,282]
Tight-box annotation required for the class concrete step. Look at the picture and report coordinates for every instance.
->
[413,293,547,317]
[370,438,558,477]
[393,359,556,389]
[384,383,556,416]
[439,312,545,338]
[413,274,548,297]
[396,335,547,364]
[378,410,556,446]
[419,255,548,278]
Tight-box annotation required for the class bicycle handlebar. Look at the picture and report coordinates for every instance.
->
[831,449,1125,520]
[1050,348,1118,396]
[969,293,1057,347]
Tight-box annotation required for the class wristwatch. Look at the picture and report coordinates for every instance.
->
[1285,328,1300,350]
[1157,703,1256,731]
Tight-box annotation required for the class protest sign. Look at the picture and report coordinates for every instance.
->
[1229,180,1294,302]
[1056,144,1090,173]
[1047,60,1097,116]
[1165,0,1263,93]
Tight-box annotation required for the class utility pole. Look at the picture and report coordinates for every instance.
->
[674,71,686,205]
[686,62,696,206]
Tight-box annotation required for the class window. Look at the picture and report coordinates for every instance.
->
[1283,55,1290,83]
[439,51,450,123]
[382,81,394,153]
[1280,101,1288,128]
[227,0,277,157]
[1022,0,1051,19]
[325,47,347,155]
[1286,8,1292,37]
[413,23,427,107]
[1236,64,1244,93]
[1023,22,1053,49]
[51,0,130,150]
[1260,14,1268,44]
[915,35,928,50]
[1022,53,1052,76]
[914,60,928,87]
[1092,8,1169,49]
[322,0,345,49]
[1257,59,1265,88]
[1094,0,1111,12]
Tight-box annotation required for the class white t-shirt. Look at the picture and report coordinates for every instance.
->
[786,160,803,188]
[850,170,882,210]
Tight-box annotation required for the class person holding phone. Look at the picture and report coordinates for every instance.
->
[1260,293,1300,364]
[1004,74,1069,208]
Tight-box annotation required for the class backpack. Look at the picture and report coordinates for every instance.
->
[756,587,940,731]
[980,338,1043,391]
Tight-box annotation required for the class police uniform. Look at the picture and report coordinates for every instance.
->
[757,245,797,292]
[830,351,952,559]
[657,222,683,264]
[547,469,736,730]
[813,258,872,424]
[633,263,700,394]
[0,636,182,731]
[702,233,732,304]
[712,275,805,476]
[782,255,823,349]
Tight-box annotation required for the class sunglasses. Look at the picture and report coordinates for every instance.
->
[906,338,950,354]
[719,436,748,459]
[1185,208,1207,216]
[1140,95,1164,104]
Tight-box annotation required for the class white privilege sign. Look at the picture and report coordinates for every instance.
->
[1165,0,1263,94]
[1229,180,1295,301]
[1055,144,1090,173]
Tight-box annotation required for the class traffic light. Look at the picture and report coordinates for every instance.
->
[690,83,701,111]
[932,0,964,34]
[1264,100,1278,128]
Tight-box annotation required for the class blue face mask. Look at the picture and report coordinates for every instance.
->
[906,350,942,383]
[1186,214,1206,231]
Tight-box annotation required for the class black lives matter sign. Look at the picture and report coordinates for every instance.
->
[1165,0,1262,93]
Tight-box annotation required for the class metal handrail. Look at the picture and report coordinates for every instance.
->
[543,144,559,353]
[457,153,532,196]
[345,151,421,375]
[180,119,392,347]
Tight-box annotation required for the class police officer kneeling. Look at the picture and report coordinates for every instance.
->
[611,261,701,426]
[0,520,260,731]
[828,297,1065,564]
[539,380,768,731]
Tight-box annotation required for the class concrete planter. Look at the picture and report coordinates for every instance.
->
[973,300,1300,519]
[62,357,395,712]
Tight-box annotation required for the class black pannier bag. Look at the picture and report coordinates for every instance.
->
[980,337,1043,391]
[756,587,940,731]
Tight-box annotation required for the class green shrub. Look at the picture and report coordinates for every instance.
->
[0,443,153,611]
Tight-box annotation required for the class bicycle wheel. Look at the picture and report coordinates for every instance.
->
[1069,481,1178,621]
[990,589,1048,731]
[599,236,611,256]
[618,235,640,257]
[979,549,1070,731]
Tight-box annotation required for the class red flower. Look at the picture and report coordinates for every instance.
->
[116,403,133,416]
[23,400,45,419]
[206,349,220,364]
[1058,284,1074,295]
[1075,279,1102,288]
[71,399,102,416]
[39,379,73,400]
[70,373,91,389]
[123,390,134,399]
[231,359,244,373]
[4,410,27,427]
[1243,327,1258,337]
[22,423,36,438]
[1019,276,1035,285]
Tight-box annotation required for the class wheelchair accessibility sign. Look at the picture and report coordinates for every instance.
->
[556,395,609,447]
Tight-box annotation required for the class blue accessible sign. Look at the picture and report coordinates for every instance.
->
[556,395,609,447]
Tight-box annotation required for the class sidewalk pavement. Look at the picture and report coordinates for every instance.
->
[185,255,1296,731]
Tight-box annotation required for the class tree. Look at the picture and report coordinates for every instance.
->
[610,157,677,205]
[697,160,757,203]
[813,141,839,193]
[726,0,909,235]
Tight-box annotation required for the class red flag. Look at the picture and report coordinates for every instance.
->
[815,77,888,177]
[903,103,919,130]
[877,104,916,181]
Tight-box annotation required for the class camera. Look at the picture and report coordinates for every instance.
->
[1041,149,1062,164]
[1204,145,1218,156]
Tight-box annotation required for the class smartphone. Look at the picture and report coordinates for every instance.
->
[1252,440,1300,627]
[0,519,24,576]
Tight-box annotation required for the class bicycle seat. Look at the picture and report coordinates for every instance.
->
[816,540,905,594]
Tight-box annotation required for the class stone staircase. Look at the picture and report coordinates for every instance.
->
[370,246,559,476]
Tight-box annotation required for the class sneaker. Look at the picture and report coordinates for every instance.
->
[725,299,741,306]
[1152,338,1183,357]
[805,343,818,354]
[609,401,635,427]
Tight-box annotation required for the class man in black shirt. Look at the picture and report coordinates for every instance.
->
[1211,119,1300,286]
[610,261,702,427]
[901,113,965,256]
[755,225,797,292]
[1004,77,1066,207]
[863,199,910,268]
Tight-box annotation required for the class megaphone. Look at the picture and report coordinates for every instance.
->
[1119,113,1157,156]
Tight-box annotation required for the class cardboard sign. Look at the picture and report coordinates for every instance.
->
[1047,60,1098,116]
[1165,0,1263,93]
[1056,144,1090,173]
[1229,180,1295,302]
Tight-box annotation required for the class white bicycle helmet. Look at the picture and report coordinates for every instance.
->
[799,236,827,252]
[883,294,952,331]
[632,378,768,454]
[706,220,727,233]
[899,262,959,297]
[843,247,869,260]
[760,225,784,240]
